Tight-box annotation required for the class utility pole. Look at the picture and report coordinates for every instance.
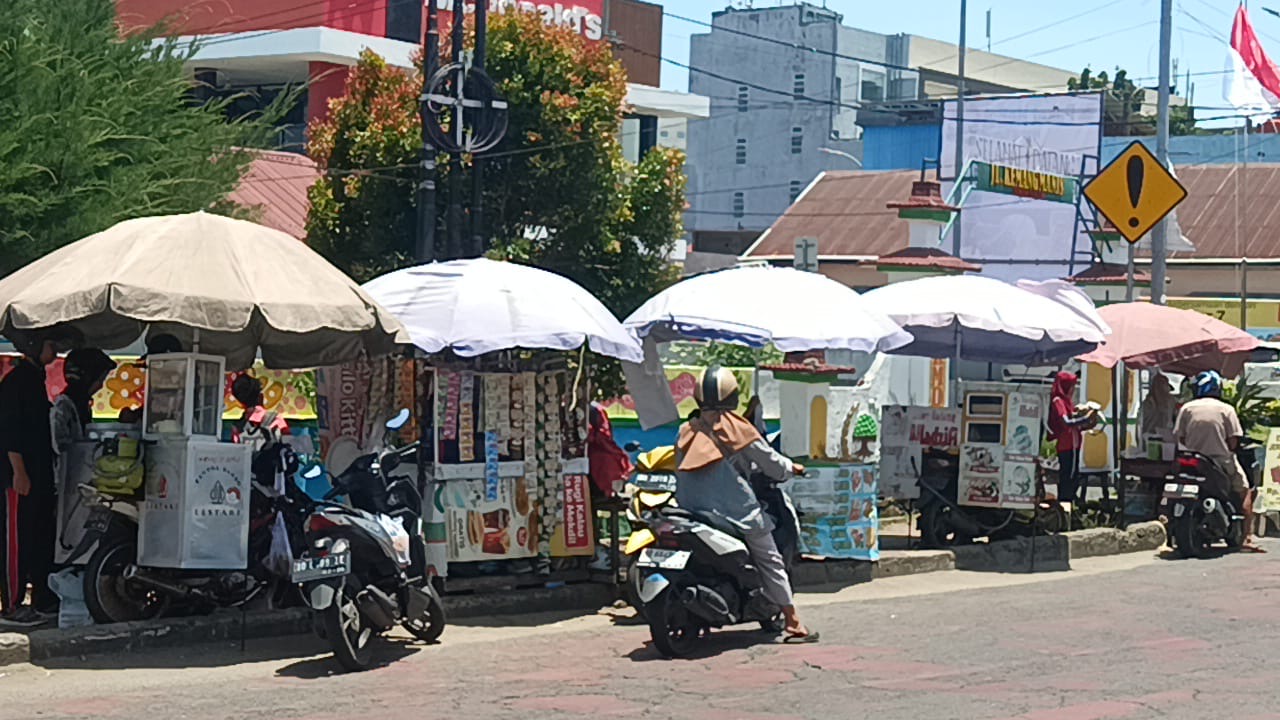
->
[415,2,440,263]
[470,0,488,258]
[951,0,967,258]
[446,0,466,261]
[1150,0,1172,304]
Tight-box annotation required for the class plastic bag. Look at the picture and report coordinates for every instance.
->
[48,568,92,629]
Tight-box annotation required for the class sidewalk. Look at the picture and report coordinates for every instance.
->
[0,521,1166,666]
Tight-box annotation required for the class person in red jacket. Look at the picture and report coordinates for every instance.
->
[1048,371,1095,510]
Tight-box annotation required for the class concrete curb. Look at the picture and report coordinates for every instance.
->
[0,522,1167,666]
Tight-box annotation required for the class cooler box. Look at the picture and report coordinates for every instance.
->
[138,438,253,569]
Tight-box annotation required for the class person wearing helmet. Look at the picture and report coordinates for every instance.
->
[51,349,116,460]
[230,373,288,448]
[1175,370,1263,552]
[674,366,817,643]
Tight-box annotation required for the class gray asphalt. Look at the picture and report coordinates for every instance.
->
[2,546,1278,720]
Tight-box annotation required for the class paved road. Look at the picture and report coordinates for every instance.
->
[3,546,1279,720]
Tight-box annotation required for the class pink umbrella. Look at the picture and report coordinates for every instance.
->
[1077,302,1260,375]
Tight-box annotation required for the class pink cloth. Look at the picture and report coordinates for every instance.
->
[587,403,631,496]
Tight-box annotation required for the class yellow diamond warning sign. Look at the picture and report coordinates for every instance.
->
[1083,141,1187,245]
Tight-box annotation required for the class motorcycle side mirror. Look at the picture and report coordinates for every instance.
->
[386,408,411,431]
[623,441,642,452]
[302,465,324,480]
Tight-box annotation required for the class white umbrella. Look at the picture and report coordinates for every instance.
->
[362,258,643,363]
[0,212,404,369]
[624,265,912,353]
[862,275,1109,365]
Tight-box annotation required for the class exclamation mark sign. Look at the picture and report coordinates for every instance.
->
[1125,155,1144,228]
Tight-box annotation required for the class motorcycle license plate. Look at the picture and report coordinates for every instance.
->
[292,551,351,583]
[633,473,677,493]
[637,548,690,570]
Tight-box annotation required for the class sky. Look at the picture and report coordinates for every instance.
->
[656,0,1273,119]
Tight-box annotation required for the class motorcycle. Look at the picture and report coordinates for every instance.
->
[1163,442,1258,558]
[622,442,802,621]
[630,506,788,658]
[71,438,310,623]
[294,409,446,672]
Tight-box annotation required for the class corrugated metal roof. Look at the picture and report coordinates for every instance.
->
[745,165,1280,261]
[744,170,918,259]
[227,150,320,240]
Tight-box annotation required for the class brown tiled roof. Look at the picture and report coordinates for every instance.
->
[744,165,1280,261]
[1068,263,1152,285]
[227,150,320,240]
[876,247,981,273]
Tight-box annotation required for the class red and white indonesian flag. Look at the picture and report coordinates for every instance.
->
[1226,4,1280,120]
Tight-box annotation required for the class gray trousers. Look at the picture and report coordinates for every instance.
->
[744,528,794,607]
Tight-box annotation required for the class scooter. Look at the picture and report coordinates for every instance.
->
[622,443,802,620]
[631,506,787,658]
[1163,443,1258,558]
[294,409,446,672]
[72,439,310,623]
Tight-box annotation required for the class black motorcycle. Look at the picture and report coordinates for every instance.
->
[294,410,446,672]
[1164,442,1258,558]
[72,440,309,623]
[633,505,792,659]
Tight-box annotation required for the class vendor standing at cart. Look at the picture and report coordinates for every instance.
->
[0,334,74,626]
[1048,371,1097,510]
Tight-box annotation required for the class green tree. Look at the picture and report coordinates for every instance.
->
[1068,66,1199,136]
[305,12,687,334]
[0,0,287,275]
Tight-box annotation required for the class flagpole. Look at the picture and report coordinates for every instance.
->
[1151,0,1173,305]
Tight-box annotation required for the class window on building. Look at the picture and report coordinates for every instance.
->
[660,130,670,138]
[861,69,886,103]
[737,85,749,112]
[735,138,747,165]
[791,126,803,154]
[789,180,804,204]
[793,73,806,97]
[733,192,745,219]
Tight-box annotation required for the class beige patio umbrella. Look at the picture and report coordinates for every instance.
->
[0,212,406,369]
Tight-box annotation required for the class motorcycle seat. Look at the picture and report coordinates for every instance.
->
[663,507,745,541]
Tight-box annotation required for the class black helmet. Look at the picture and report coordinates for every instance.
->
[695,365,740,412]
[64,348,115,386]
[231,373,263,408]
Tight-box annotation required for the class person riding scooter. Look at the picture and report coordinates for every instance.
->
[1175,370,1263,553]
[673,366,818,644]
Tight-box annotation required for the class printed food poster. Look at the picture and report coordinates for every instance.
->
[1001,460,1038,509]
[440,475,539,563]
[1005,393,1042,459]
[1261,428,1280,512]
[788,464,879,561]
[879,406,961,500]
[959,443,1004,508]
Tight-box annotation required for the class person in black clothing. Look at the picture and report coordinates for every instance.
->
[0,335,63,626]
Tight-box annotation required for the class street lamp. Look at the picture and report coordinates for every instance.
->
[819,147,863,167]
